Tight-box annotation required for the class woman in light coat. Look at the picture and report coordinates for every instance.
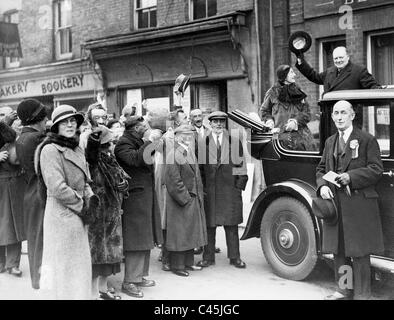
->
[35,105,94,300]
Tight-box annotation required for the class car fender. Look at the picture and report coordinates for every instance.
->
[241,179,322,252]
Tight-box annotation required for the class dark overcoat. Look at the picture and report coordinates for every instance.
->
[86,135,128,265]
[0,123,25,246]
[15,126,46,289]
[164,142,207,251]
[296,60,380,93]
[316,127,384,257]
[114,130,163,251]
[0,161,26,245]
[200,131,248,227]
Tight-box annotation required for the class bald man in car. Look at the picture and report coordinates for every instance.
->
[295,46,381,94]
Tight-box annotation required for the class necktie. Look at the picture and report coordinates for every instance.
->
[216,135,221,164]
[338,131,345,155]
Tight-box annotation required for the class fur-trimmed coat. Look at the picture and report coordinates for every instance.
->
[86,134,129,265]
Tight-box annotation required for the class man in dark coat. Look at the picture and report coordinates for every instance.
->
[114,116,163,298]
[164,124,207,277]
[295,46,381,94]
[197,111,248,269]
[0,116,25,276]
[316,100,384,300]
[15,99,48,289]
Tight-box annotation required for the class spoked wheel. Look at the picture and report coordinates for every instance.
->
[260,197,318,280]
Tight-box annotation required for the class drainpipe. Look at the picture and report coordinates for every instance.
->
[269,0,275,86]
[254,0,261,106]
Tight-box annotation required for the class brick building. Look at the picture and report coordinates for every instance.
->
[84,0,258,122]
[0,0,132,111]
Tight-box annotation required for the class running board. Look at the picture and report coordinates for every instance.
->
[322,254,394,273]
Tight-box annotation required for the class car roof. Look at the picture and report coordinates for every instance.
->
[320,88,394,102]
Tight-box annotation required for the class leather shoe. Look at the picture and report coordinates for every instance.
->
[230,259,246,268]
[215,247,221,253]
[0,265,5,273]
[185,265,203,271]
[196,260,215,268]
[132,278,156,287]
[194,247,203,255]
[121,283,144,298]
[162,263,171,271]
[172,269,189,277]
[324,291,352,300]
[7,267,22,277]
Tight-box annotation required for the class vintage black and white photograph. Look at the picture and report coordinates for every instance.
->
[1,0,394,305]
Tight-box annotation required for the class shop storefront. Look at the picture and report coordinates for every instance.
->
[0,59,103,114]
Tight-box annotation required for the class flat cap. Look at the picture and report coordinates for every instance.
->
[124,115,144,130]
[208,111,228,121]
[174,124,196,135]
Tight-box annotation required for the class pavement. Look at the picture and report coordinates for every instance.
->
[1,201,393,300]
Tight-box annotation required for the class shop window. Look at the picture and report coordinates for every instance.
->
[189,0,217,20]
[3,10,20,68]
[135,0,157,29]
[54,0,72,59]
[371,32,394,86]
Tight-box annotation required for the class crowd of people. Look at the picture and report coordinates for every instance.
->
[0,45,386,300]
[0,92,249,300]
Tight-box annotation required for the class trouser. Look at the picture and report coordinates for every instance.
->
[0,242,21,270]
[169,250,194,271]
[202,226,240,262]
[334,205,371,300]
[123,250,150,283]
[161,230,170,265]
[26,223,44,289]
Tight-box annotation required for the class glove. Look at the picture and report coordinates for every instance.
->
[90,127,104,140]
[295,51,304,60]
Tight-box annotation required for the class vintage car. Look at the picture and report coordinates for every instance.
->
[229,89,394,281]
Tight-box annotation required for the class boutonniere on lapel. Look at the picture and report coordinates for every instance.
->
[349,139,359,159]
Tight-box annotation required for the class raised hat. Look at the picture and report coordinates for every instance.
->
[311,196,338,225]
[50,104,84,132]
[174,124,196,135]
[288,31,312,54]
[17,99,47,125]
[208,111,228,121]
[174,74,191,97]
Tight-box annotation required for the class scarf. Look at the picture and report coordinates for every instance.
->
[277,82,307,104]
[34,133,80,202]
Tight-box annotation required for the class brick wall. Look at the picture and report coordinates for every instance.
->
[157,0,188,27]
[72,0,131,58]
[18,0,131,67]
[217,0,254,14]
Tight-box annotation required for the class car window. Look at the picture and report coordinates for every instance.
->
[329,102,391,157]
[278,103,320,152]
[359,103,390,157]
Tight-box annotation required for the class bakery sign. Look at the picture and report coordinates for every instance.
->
[0,73,96,100]
[304,0,394,19]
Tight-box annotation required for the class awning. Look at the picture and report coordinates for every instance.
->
[0,22,22,58]
[84,11,248,60]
